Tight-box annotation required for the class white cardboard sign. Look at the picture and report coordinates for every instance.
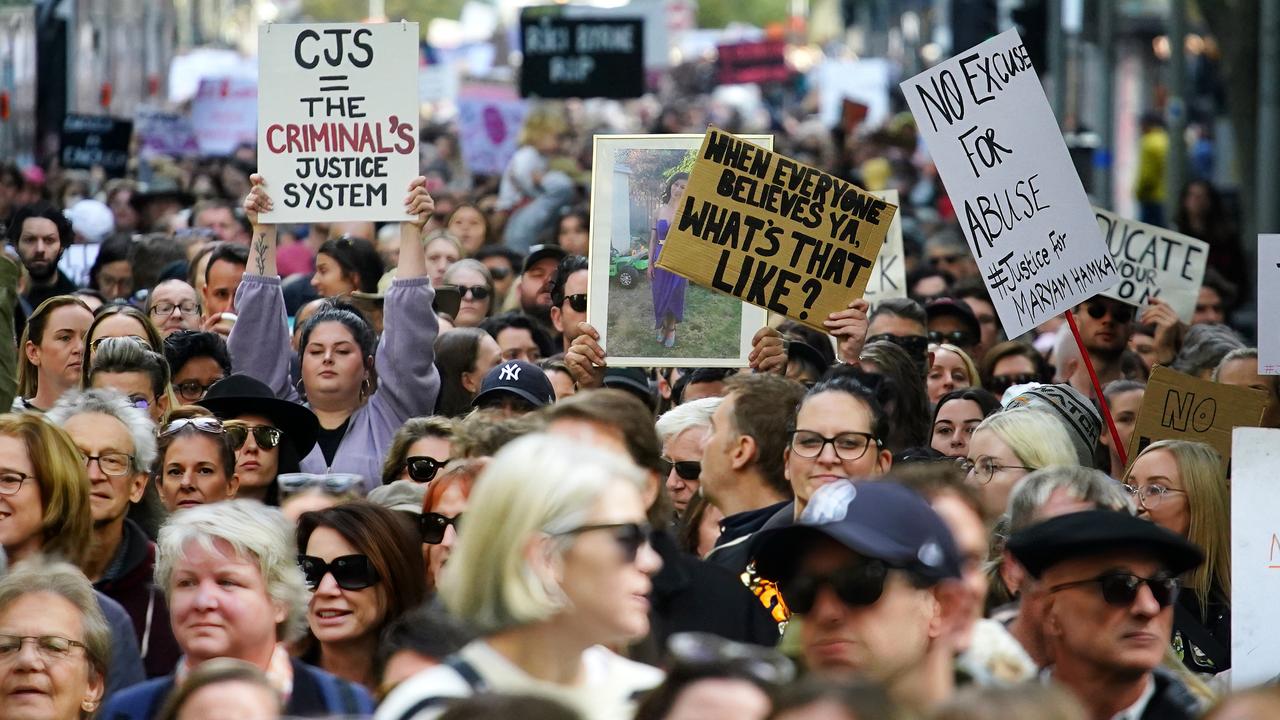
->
[1260,235,1280,375]
[257,23,420,223]
[190,77,258,156]
[863,189,907,303]
[1231,427,1280,687]
[901,29,1118,337]
[1094,207,1208,322]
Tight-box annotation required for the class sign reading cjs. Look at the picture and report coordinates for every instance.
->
[656,127,896,332]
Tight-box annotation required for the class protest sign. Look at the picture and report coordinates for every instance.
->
[655,127,896,333]
[257,23,419,223]
[862,189,906,304]
[1230,427,1280,688]
[134,109,200,158]
[191,77,258,156]
[717,40,789,85]
[901,30,1118,338]
[1127,365,1268,473]
[457,85,528,177]
[519,13,644,99]
[60,115,132,178]
[817,59,891,129]
[1095,207,1208,321]
[1260,235,1280,375]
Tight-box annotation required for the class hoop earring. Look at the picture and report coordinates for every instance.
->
[360,376,371,401]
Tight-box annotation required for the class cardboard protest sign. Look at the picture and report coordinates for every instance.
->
[457,85,528,177]
[1230,427,1280,688]
[191,77,258,156]
[1260,235,1280,375]
[1127,366,1268,473]
[901,30,1118,337]
[60,115,132,178]
[717,40,789,85]
[135,110,200,158]
[1095,208,1208,322]
[257,23,419,223]
[862,189,906,303]
[519,13,644,99]
[655,127,896,333]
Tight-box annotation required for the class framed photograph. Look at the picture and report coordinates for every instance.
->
[586,134,772,368]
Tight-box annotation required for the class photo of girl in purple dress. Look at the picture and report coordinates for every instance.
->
[648,172,688,347]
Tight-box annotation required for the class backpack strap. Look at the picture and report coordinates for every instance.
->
[390,654,489,720]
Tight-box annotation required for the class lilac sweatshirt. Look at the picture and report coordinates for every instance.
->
[228,274,440,489]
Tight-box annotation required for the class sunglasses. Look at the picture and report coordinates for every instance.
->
[555,522,653,564]
[564,293,587,313]
[928,252,966,266]
[89,335,149,353]
[455,285,490,300]
[487,266,512,280]
[277,473,363,496]
[405,456,445,483]
[1048,572,1180,609]
[660,459,701,481]
[1085,302,1134,323]
[224,422,283,451]
[160,417,225,437]
[420,512,462,544]
[989,373,1038,394]
[928,330,974,347]
[298,554,381,591]
[781,559,889,614]
[865,333,929,358]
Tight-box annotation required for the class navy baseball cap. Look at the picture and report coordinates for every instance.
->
[472,360,556,409]
[1007,509,1204,579]
[753,481,962,586]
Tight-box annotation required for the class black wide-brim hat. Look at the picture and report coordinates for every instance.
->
[198,373,320,458]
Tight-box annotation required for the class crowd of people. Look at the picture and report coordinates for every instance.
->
[0,92,1272,720]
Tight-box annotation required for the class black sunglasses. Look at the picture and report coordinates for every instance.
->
[1049,572,1180,609]
[660,459,701,481]
[456,285,491,300]
[224,422,283,451]
[298,554,380,591]
[1085,302,1134,324]
[781,559,889,614]
[488,266,512,280]
[405,456,445,483]
[420,512,462,544]
[989,373,1038,394]
[555,522,653,564]
[928,329,974,347]
[865,333,929,358]
[564,293,587,313]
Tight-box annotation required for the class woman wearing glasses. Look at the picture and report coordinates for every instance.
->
[380,417,455,486]
[234,175,440,490]
[441,260,495,328]
[379,434,664,720]
[419,459,484,593]
[14,296,93,413]
[1122,440,1230,674]
[101,500,374,719]
[963,408,1077,519]
[198,374,321,506]
[153,410,239,513]
[162,331,230,406]
[295,502,425,688]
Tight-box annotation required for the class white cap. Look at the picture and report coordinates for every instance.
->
[65,199,115,243]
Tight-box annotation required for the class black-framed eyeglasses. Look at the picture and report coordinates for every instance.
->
[928,330,974,347]
[0,470,29,496]
[660,458,701,481]
[149,301,199,318]
[788,430,880,461]
[224,422,283,451]
[160,417,225,438]
[405,456,445,483]
[420,512,462,544]
[1122,483,1187,510]
[781,559,890,614]
[1085,302,1134,324]
[989,373,1038,395]
[960,457,1033,484]
[554,522,653,564]
[0,634,89,663]
[173,379,220,403]
[865,333,929,358]
[564,293,587,313]
[298,554,381,591]
[1048,572,1181,609]
[453,284,490,300]
[84,452,133,478]
[278,473,363,496]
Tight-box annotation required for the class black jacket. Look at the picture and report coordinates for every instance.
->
[1139,667,1203,720]
[704,500,790,577]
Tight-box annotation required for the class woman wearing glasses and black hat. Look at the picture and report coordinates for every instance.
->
[199,373,321,506]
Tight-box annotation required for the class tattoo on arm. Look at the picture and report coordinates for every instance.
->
[254,233,269,275]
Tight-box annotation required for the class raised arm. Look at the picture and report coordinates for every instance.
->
[244,174,278,278]
[397,176,432,280]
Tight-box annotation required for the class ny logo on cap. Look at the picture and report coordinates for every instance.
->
[499,363,521,382]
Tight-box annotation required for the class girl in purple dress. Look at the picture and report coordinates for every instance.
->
[648,172,689,348]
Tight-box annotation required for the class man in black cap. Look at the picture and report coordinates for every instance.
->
[753,480,968,712]
[925,297,982,361]
[515,244,566,328]
[471,359,556,417]
[1008,510,1204,720]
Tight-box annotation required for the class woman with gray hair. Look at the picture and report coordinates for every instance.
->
[377,434,664,720]
[0,556,111,720]
[99,500,372,719]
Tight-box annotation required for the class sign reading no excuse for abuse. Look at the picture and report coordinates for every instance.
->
[656,127,897,333]
[258,23,419,223]
[902,30,1118,337]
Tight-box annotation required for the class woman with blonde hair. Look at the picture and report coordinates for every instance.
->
[963,408,1078,519]
[927,342,980,406]
[0,413,93,567]
[1123,439,1230,674]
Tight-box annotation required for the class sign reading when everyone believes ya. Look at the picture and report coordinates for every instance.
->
[901,29,1118,337]
[1095,208,1208,322]
[655,127,897,334]
[258,23,419,223]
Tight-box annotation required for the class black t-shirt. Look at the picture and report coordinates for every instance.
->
[315,418,350,467]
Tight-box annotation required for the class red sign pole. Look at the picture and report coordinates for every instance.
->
[1065,310,1128,468]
